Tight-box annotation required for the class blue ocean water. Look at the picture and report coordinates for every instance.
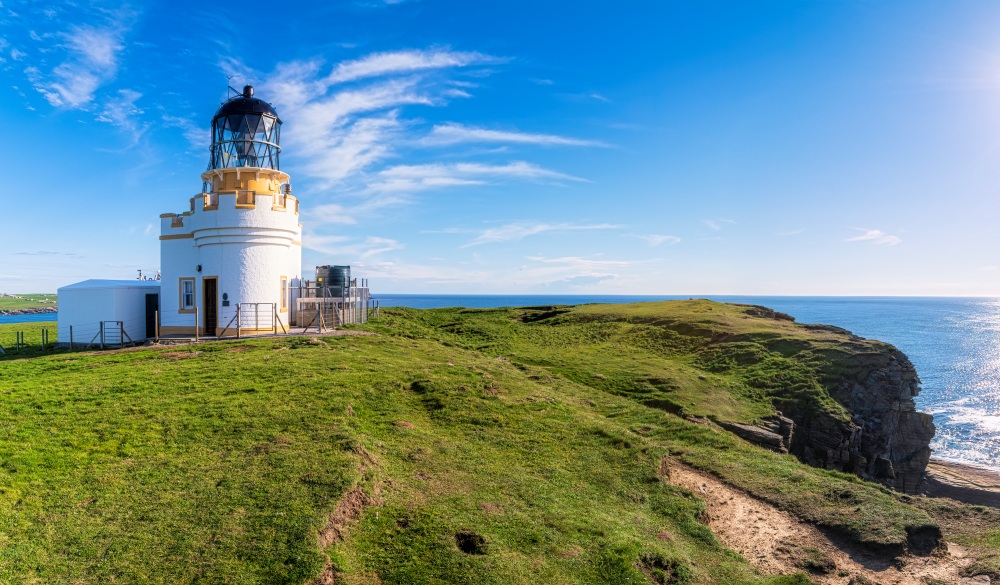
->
[0,313,57,325]
[375,294,1000,472]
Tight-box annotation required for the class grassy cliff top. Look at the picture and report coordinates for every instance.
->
[0,294,56,311]
[0,301,997,584]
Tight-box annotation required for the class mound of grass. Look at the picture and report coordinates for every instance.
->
[0,301,959,583]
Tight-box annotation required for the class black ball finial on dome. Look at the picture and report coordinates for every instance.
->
[208,85,281,171]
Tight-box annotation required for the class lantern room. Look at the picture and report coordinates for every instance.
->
[209,85,282,171]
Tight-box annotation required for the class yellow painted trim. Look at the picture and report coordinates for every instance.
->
[160,213,176,218]
[179,277,196,314]
[291,240,302,247]
[159,233,194,240]
[199,193,217,211]
[236,191,255,209]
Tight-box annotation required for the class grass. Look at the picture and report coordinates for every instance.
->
[0,321,57,358]
[0,299,994,583]
[0,294,57,311]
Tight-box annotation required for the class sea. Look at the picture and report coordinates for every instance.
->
[6,295,999,472]
[0,313,57,325]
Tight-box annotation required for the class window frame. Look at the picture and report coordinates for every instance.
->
[179,277,196,313]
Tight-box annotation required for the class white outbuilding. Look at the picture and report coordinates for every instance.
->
[56,280,161,347]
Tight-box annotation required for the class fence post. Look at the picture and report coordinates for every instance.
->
[195,307,199,342]
[100,322,105,350]
[120,322,125,348]
[155,310,159,342]
[237,305,242,339]
[70,325,74,351]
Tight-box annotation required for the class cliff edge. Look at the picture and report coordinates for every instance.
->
[390,299,937,495]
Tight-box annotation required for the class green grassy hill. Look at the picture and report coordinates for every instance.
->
[1,301,998,584]
[0,294,56,312]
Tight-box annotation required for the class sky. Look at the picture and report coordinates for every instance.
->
[3,0,1000,295]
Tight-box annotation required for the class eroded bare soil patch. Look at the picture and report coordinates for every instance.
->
[664,462,987,584]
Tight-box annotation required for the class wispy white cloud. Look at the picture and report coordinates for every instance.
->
[442,88,472,98]
[211,47,596,223]
[525,255,638,267]
[358,260,492,286]
[776,228,805,236]
[370,161,587,194]
[326,49,502,84]
[15,250,81,257]
[305,234,403,259]
[326,49,499,84]
[846,228,902,246]
[96,89,145,139]
[310,203,359,225]
[423,122,608,147]
[220,48,596,203]
[244,55,477,186]
[703,218,736,231]
[635,234,680,247]
[35,24,128,108]
[162,115,210,152]
[463,222,620,247]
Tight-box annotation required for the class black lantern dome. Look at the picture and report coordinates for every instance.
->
[209,85,281,170]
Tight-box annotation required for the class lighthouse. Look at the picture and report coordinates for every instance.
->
[158,85,302,336]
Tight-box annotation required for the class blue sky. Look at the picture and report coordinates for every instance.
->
[4,0,1000,295]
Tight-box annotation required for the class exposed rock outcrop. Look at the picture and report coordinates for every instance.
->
[788,345,934,494]
[715,306,934,494]
[719,416,794,453]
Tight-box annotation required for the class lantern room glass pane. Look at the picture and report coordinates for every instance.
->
[209,111,281,170]
[262,117,274,141]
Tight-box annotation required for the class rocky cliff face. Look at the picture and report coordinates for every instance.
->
[782,335,934,494]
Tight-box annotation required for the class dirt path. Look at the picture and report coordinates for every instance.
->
[665,464,989,584]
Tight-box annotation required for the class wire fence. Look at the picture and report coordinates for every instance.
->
[0,321,56,358]
[1,278,383,356]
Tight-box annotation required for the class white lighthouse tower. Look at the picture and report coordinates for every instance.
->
[159,85,302,336]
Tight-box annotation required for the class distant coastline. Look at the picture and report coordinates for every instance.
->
[0,307,57,317]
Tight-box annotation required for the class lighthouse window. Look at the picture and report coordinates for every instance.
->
[180,278,195,310]
[280,276,288,312]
